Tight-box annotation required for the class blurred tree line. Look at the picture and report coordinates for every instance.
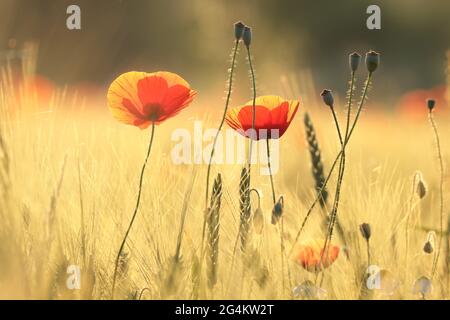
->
[0,0,449,104]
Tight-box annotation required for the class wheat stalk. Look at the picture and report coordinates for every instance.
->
[238,167,251,253]
[207,173,222,289]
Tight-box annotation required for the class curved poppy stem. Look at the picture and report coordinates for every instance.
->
[266,138,276,205]
[289,73,373,258]
[111,121,156,299]
[205,40,240,208]
[246,45,257,171]
[197,40,239,298]
[429,110,444,280]
[321,73,372,272]
[249,188,261,208]
[266,137,287,295]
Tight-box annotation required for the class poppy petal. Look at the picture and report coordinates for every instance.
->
[107,71,195,127]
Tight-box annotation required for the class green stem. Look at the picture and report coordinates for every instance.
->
[405,172,420,274]
[324,74,372,262]
[205,40,239,207]
[266,138,276,204]
[344,72,355,141]
[246,45,257,171]
[198,40,239,298]
[289,72,372,257]
[249,188,261,208]
[112,121,156,299]
[202,40,239,249]
[321,106,345,269]
[429,111,444,279]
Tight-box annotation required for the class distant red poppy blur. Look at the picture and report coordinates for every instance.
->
[291,239,340,273]
[397,85,448,119]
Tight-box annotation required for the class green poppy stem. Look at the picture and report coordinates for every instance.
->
[111,121,156,299]
[289,72,372,258]
[429,110,444,280]
[266,138,276,205]
[204,40,239,208]
[246,45,257,172]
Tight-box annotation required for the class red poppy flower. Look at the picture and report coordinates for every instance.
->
[225,95,299,140]
[291,239,340,272]
[107,71,196,128]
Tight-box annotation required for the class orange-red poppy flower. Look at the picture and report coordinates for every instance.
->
[225,95,299,140]
[291,239,340,272]
[107,71,196,128]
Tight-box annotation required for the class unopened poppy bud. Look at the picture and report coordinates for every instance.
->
[243,26,252,47]
[413,276,432,297]
[320,89,334,108]
[252,207,264,234]
[359,223,371,241]
[234,21,245,40]
[423,241,433,254]
[416,178,427,199]
[271,196,284,224]
[427,99,436,111]
[349,52,361,72]
[365,50,380,73]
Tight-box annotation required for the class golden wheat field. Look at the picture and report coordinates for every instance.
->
[0,48,449,300]
[0,1,449,302]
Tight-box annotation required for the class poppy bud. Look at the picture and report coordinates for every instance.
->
[423,241,433,254]
[416,178,427,199]
[413,276,432,297]
[349,52,361,72]
[271,196,284,224]
[252,207,264,234]
[243,26,252,47]
[234,21,245,41]
[365,51,380,73]
[427,99,436,111]
[320,89,334,108]
[359,223,371,241]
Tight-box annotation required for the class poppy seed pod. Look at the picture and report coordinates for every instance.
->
[243,26,252,47]
[271,196,284,224]
[413,276,432,297]
[234,21,245,40]
[365,51,380,73]
[423,241,433,254]
[320,89,334,108]
[252,207,264,234]
[427,99,436,111]
[349,52,361,72]
[416,178,427,199]
[359,223,371,241]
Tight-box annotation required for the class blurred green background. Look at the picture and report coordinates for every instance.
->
[0,0,449,105]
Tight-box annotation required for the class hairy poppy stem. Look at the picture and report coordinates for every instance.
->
[429,110,444,280]
[205,40,239,208]
[266,138,276,205]
[289,73,372,258]
[323,73,372,265]
[320,104,345,273]
[321,73,355,265]
[198,40,239,297]
[266,138,288,295]
[246,45,257,171]
[405,172,420,273]
[111,121,156,299]
[344,72,356,141]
